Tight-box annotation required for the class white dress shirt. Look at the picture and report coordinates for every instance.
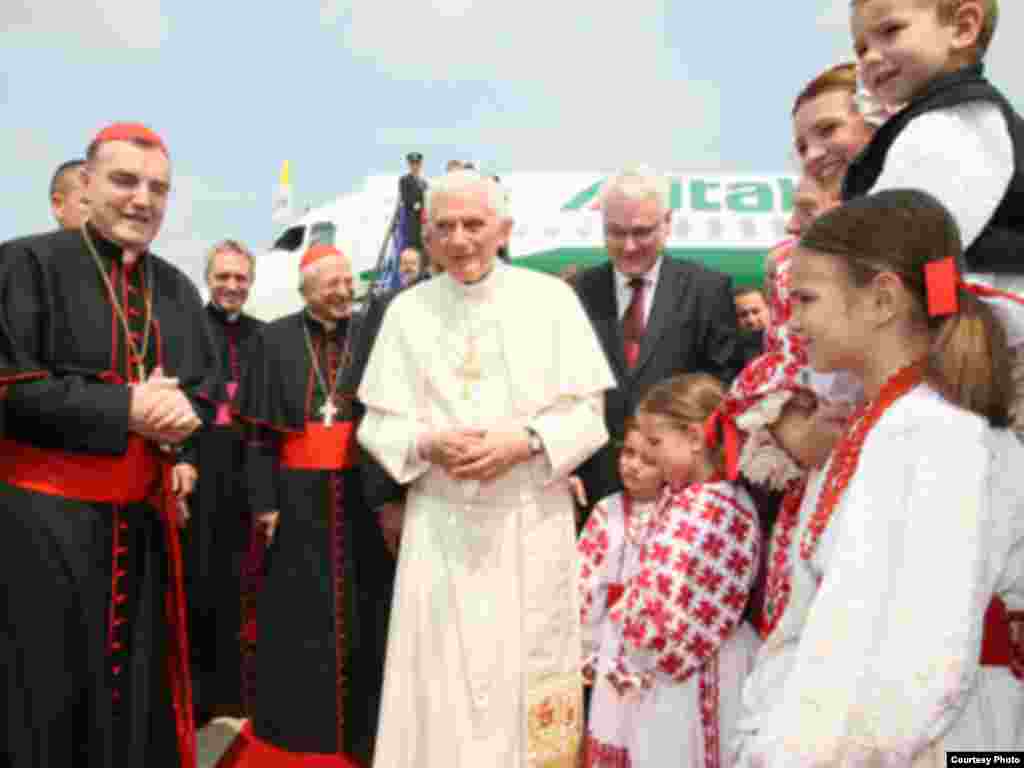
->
[871,101,1012,253]
[871,101,1024,296]
[613,254,664,326]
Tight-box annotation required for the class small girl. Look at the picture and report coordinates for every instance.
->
[736,188,1024,765]
[709,341,850,641]
[578,419,665,763]
[578,374,761,768]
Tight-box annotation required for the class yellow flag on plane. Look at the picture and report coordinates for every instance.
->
[272,160,293,224]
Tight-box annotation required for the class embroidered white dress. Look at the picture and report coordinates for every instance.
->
[733,385,1024,767]
[579,483,762,768]
[357,263,616,768]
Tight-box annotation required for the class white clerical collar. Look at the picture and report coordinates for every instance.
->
[209,302,242,323]
[449,260,503,303]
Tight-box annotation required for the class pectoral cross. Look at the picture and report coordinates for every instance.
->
[456,343,482,400]
[319,397,339,428]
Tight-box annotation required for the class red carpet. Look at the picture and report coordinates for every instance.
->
[216,532,361,767]
[215,722,360,768]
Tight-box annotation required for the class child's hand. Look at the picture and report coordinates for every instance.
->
[582,656,597,686]
[607,672,642,698]
[770,392,844,470]
[568,475,588,508]
[605,660,650,698]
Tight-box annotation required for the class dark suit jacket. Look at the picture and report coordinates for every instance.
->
[574,256,745,507]
[343,289,405,511]
[398,172,425,210]
[737,328,765,366]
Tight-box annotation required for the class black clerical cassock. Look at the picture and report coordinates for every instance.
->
[182,302,264,721]
[0,224,221,768]
[235,308,387,766]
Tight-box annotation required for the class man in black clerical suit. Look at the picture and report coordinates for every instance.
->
[235,244,398,766]
[574,167,745,512]
[398,151,427,250]
[178,239,264,723]
[0,122,220,768]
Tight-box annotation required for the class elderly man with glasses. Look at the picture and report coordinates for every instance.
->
[573,167,745,514]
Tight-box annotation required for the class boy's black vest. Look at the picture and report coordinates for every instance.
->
[843,65,1024,274]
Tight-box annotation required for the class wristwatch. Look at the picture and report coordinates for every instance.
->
[526,427,544,456]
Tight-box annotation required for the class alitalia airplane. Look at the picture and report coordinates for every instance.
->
[246,165,797,322]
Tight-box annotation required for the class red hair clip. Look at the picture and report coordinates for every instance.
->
[924,256,960,317]
[704,409,740,482]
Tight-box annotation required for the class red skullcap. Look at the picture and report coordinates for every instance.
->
[91,122,168,156]
[300,244,344,271]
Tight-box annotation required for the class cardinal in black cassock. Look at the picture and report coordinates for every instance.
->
[0,342,47,432]
[230,244,398,768]
[0,123,221,768]
[180,242,265,723]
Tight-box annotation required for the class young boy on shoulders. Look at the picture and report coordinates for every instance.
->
[844,0,1023,288]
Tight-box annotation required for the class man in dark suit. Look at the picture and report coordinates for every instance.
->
[733,286,768,364]
[574,168,746,510]
[398,152,427,250]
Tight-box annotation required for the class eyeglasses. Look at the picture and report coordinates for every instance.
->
[604,223,661,244]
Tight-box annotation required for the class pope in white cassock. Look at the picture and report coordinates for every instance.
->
[358,170,616,767]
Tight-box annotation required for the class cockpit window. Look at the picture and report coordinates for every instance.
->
[309,222,337,247]
[273,226,305,252]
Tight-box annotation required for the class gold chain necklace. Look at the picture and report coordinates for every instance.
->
[453,294,488,400]
[81,226,154,383]
[302,315,353,427]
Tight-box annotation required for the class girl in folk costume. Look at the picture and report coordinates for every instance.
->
[578,374,761,768]
[734,151,861,641]
[741,181,861,639]
[735,189,1024,767]
[716,328,853,767]
[762,60,880,363]
[745,67,872,638]
[709,335,849,641]
[578,420,665,765]
[767,60,891,409]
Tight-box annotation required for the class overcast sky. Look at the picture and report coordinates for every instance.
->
[2,0,1021,287]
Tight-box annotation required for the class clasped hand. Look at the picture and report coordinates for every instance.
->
[129,366,201,445]
[420,428,531,482]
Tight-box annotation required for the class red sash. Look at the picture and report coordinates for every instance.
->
[980,596,1024,679]
[0,434,159,502]
[280,422,355,471]
[0,435,195,768]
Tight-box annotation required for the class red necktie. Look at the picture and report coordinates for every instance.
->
[622,277,647,368]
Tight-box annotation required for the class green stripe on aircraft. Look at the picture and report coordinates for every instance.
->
[362,247,767,288]
[562,177,795,215]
